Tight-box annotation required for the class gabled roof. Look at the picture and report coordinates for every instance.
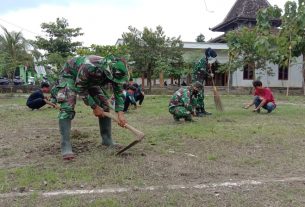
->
[211,0,271,32]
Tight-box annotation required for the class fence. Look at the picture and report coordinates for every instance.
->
[0,85,39,94]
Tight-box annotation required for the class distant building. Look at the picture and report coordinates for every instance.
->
[208,0,303,88]
[116,0,303,88]
[209,0,281,43]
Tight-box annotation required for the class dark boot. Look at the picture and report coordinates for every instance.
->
[99,117,115,146]
[195,110,204,117]
[196,107,211,116]
[173,115,180,121]
[59,119,74,159]
[184,114,194,122]
[201,107,212,115]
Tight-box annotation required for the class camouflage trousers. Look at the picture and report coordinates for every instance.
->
[51,78,109,120]
[169,106,191,120]
[194,90,205,110]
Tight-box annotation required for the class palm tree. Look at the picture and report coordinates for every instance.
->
[0,26,33,78]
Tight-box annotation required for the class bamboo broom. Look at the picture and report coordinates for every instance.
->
[208,63,224,111]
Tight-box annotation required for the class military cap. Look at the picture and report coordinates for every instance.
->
[103,55,129,84]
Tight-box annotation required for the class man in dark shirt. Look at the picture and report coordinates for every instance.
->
[244,80,276,113]
[123,85,137,112]
[26,82,59,110]
[133,83,145,106]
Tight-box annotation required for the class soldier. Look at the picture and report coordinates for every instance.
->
[168,82,203,122]
[191,48,217,116]
[51,55,129,160]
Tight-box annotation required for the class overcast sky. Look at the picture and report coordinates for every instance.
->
[0,0,292,46]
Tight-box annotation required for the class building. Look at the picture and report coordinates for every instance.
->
[208,0,303,88]
[116,0,304,88]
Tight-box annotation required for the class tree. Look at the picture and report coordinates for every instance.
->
[164,38,184,85]
[122,25,183,91]
[34,17,83,70]
[280,0,305,95]
[0,26,33,78]
[224,5,281,84]
[196,33,205,42]
[255,5,293,93]
[254,1,305,95]
[224,1,305,95]
[77,44,129,57]
[225,27,262,80]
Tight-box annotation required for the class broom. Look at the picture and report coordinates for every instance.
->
[208,63,224,112]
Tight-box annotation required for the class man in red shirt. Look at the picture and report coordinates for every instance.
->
[244,80,276,113]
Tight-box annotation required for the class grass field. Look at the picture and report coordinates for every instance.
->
[1,93,305,206]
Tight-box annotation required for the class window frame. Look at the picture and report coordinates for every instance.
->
[278,64,288,80]
[243,63,254,80]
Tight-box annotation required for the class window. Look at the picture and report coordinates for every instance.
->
[243,64,254,80]
[278,64,288,80]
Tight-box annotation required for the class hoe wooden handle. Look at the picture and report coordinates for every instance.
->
[103,112,145,140]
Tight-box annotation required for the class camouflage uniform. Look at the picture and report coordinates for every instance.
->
[51,55,125,119]
[192,57,209,114]
[51,55,128,158]
[168,86,197,121]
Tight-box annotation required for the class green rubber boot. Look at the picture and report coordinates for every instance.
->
[184,114,194,122]
[99,117,114,146]
[173,115,180,122]
[59,119,74,159]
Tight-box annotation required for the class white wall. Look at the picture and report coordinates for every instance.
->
[132,78,172,86]
[232,55,304,87]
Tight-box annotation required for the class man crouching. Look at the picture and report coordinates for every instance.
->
[168,81,203,122]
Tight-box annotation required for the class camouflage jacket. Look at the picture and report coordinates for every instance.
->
[192,57,209,83]
[58,55,125,112]
[168,87,195,111]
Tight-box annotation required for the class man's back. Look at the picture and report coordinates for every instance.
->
[58,55,111,91]
[61,56,103,78]
[169,87,191,107]
[26,89,46,109]
[27,89,44,103]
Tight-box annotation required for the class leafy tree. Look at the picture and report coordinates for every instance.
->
[34,17,83,71]
[0,26,33,78]
[77,44,129,58]
[154,57,170,87]
[196,33,205,42]
[224,5,281,83]
[254,1,305,95]
[225,27,262,80]
[122,25,183,91]
[280,0,305,95]
[161,37,184,85]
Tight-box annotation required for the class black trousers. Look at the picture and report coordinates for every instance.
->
[27,98,46,109]
[123,98,136,112]
[135,94,144,105]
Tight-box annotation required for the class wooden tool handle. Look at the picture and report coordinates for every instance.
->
[103,112,145,140]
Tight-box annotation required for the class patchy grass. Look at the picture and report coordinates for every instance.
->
[1,93,305,206]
